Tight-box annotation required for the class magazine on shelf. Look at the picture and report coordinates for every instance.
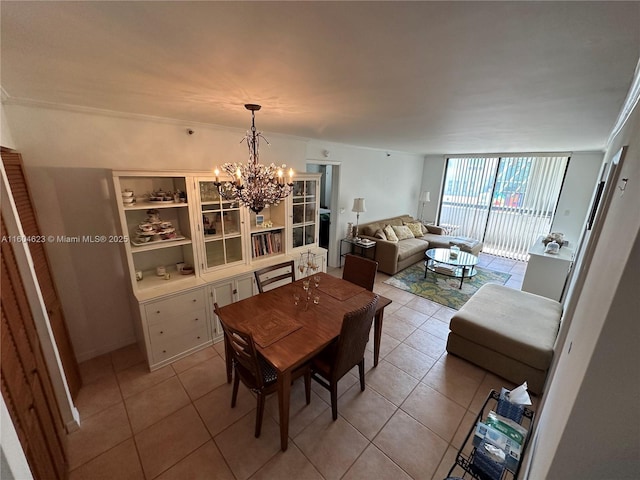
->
[357,238,375,246]
[473,410,528,471]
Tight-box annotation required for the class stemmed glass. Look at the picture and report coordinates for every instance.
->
[313,275,321,289]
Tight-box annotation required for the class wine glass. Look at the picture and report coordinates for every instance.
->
[293,292,300,306]
[313,275,320,288]
[302,279,310,292]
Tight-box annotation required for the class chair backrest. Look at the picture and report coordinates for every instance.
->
[214,303,264,389]
[254,260,296,293]
[342,254,378,291]
[332,295,379,381]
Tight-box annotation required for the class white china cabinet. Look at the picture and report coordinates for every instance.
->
[112,170,325,369]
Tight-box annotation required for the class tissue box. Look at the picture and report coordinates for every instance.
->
[497,388,525,423]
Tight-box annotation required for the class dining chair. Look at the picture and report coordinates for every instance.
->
[254,260,296,293]
[342,254,378,291]
[214,303,311,437]
[311,295,379,420]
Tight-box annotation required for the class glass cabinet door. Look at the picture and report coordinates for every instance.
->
[199,180,244,269]
[292,178,318,248]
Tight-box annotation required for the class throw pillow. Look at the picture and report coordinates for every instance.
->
[383,224,398,242]
[426,224,444,235]
[392,225,414,240]
[373,228,387,240]
[404,221,424,238]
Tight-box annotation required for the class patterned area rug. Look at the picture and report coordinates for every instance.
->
[384,262,511,310]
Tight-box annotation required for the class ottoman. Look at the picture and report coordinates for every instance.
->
[446,283,562,394]
[449,237,483,256]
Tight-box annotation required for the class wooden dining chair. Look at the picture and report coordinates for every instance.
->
[342,254,378,291]
[214,303,311,437]
[311,295,379,420]
[254,260,296,293]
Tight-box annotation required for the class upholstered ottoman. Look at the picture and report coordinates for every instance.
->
[446,283,562,394]
[449,237,483,256]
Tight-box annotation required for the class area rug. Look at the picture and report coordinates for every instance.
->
[383,262,511,310]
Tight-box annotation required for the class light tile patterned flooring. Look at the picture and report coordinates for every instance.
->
[68,254,534,480]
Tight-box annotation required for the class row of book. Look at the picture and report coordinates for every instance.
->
[252,231,283,258]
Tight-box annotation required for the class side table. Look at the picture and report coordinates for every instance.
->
[339,238,376,267]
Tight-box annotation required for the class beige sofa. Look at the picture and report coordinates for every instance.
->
[357,214,482,275]
[447,284,562,394]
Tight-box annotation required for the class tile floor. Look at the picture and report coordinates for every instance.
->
[67,254,535,480]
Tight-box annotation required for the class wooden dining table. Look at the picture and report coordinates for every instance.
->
[217,272,391,451]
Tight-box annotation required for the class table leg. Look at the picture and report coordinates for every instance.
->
[224,334,232,383]
[374,310,384,367]
[278,370,292,451]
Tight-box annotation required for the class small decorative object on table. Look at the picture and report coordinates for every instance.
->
[542,232,564,247]
[298,249,320,278]
[449,244,460,259]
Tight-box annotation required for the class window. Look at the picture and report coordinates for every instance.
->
[439,155,569,260]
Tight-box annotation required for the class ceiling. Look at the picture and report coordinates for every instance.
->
[1,1,639,155]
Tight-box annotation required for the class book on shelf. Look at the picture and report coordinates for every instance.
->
[434,264,457,275]
[252,231,283,257]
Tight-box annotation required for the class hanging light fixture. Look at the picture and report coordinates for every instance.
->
[214,104,294,213]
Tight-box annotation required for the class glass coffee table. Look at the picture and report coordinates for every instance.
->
[424,248,478,289]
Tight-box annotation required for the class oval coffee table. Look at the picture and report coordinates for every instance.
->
[424,248,478,289]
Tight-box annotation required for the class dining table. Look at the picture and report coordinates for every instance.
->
[216,272,391,451]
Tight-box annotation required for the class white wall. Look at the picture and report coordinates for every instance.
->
[551,151,604,245]
[2,102,424,360]
[306,141,425,266]
[527,86,640,478]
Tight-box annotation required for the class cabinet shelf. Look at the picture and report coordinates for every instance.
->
[250,224,285,234]
[131,236,191,252]
[124,201,189,210]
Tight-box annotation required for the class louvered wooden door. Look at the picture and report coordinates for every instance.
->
[1,147,81,398]
[2,217,68,479]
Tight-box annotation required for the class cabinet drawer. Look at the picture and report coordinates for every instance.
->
[148,310,206,338]
[150,316,209,363]
[145,289,206,325]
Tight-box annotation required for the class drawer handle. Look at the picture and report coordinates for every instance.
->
[162,350,166,353]
[195,318,199,321]
[197,336,201,340]
[156,310,161,314]
[192,299,197,302]
[160,331,164,334]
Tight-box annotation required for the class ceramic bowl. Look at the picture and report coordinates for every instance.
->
[122,190,134,197]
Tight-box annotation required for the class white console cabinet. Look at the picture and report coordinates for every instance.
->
[522,236,574,301]
[113,170,325,370]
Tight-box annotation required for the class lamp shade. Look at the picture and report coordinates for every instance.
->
[420,191,431,202]
[352,198,366,213]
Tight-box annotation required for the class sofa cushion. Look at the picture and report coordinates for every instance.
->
[392,225,415,240]
[396,238,429,261]
[373,228,387,240]
[383,224,398,242]
[426,225,444,235]
[361,223,381,237]
[404,221,424,238]
[388,217,404,227]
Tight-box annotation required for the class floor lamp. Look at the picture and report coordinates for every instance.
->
[419,191,431,222]
[352,198,366,240]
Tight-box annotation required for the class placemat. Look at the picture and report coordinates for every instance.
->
[241,310,302,348]
[317,275,365,301]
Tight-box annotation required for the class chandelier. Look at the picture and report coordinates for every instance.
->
[214,104,293,213]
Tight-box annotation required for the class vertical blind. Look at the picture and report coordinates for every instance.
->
[439,155,569,261]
